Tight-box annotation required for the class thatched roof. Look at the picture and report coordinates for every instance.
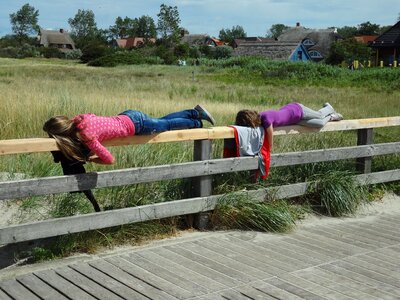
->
[39,29,75,51]
[370,21,400,47]
[233,42,305,60]
[278,26,340,58]
[181,34,209,46]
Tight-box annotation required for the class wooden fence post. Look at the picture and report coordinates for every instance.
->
[356,128,373,173]
[191,139,213,229]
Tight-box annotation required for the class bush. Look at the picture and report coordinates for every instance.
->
[189,46,201,58]
[88,51,163,67]
[65,49,82,60]
[307,171,368,217]
[0,46,19,58]
[174,43,190,58]
[0,44,40,58]
[214,45,233,59]
[39,47,64,59]
[212,194,298,232]
[81,43,112,63]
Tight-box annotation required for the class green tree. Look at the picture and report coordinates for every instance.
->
[136,15,157,39]
[337,26,358,39]
[68,9,99,48]
[266,24,289,39]
[219,25,246,45]
[9,3,39,44]
[109,16,135,39]
[157,4,181,45]
[326,38,372,65]
[357,21,380,35]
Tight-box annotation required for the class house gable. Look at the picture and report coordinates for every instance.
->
[39,29,75,52]
[234,41,311,61]
[369,21,400,48]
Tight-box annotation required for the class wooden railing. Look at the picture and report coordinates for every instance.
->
[1,117,400,245]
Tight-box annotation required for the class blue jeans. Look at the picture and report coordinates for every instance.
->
[119,109,202,135]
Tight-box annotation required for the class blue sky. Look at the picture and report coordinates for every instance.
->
[1,1,399,38]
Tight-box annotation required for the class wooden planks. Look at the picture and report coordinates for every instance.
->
[1,210,400,299]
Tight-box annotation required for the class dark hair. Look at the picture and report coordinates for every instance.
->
[235,110,261,128]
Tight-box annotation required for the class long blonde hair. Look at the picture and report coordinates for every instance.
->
[43,116,87,162]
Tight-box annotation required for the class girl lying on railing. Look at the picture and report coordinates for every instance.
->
[43,104,215,165]
[235,102,343,150]
[224,102,343,179]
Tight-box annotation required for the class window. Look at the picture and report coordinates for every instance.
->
[302,39,315,46]
[309,50,323,58]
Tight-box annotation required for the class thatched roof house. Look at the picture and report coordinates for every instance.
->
[38,29,76,52]
[181,34,224,47]
[278,23,341,61]
[234,41,311,61]
[233,37,275,48]
[369,21,400,66]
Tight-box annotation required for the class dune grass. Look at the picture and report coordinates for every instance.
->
[1,57,400,260]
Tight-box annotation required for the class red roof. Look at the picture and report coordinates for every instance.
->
[354,35,378,43]
[115,37,155,48]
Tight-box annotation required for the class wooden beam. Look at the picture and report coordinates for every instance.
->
[2,142,399,200]
[1,169,399,245]
[1,117,400,156]
[0,157,259,200]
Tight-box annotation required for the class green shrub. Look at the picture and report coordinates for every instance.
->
[214,45,233,59]
[81,42,112,63]
[39,47,64,59]
[212,194,298,232]
[307,171,368,216]
[0,46,19,58]
[174,43,190,58]
[88,51,163,67]
[65,49,82,60]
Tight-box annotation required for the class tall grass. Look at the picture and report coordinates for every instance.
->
[212,194,301,232]
[1,57,399,258]
[307,171,369,216]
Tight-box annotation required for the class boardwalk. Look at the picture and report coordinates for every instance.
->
[0,207,400,299]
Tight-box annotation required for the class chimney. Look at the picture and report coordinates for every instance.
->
[296,22,300,27]
[59,29,64,33]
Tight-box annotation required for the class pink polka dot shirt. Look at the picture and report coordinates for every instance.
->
[73,113,135,164]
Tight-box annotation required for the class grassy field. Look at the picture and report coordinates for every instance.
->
[1,57,399,259]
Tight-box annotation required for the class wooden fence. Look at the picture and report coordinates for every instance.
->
[1,117,400,245]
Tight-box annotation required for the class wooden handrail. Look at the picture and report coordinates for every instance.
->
[1,117,400,156]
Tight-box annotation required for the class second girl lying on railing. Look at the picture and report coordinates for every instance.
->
[43,105,215,164]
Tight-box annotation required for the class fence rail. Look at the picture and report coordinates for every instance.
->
[1,117,400,245]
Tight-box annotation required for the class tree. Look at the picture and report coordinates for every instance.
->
[68,9,99,48]
[357,21,380,35]
[9,3,39,44]
[219,25,247,45]
[136,15,157,39]
[266,24,289,39]
[326,38,372,65]
[157,4,181,45]
[337,26,358,39]
[109,16,135,39]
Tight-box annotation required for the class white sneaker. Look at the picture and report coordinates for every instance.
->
[330,112,343,121]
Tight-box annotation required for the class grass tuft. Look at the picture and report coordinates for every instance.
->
[307,171,368,217]
[212,194,299,233]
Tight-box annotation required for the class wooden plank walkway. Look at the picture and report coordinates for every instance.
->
[1,210,400,299]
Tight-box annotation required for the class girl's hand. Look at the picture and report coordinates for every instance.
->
[88,155,114,164]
